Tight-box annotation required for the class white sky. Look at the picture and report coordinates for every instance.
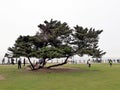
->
[0,0,120,59]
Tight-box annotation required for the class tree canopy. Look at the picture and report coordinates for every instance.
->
[8,19,105,70]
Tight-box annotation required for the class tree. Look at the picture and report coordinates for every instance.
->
[8,19,105,70]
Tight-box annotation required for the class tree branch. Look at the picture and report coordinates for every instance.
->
[27,57,35,70]
[47,56,69,69]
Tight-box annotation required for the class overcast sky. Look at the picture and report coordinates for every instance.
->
[0,0,120,60]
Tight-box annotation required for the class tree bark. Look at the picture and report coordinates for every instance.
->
[27,57,35,70]
[47,56,69,69]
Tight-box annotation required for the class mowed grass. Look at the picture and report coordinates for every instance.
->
[0,63,120,90]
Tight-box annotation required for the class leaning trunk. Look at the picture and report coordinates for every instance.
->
[27,57,35,70]
[47,56,69,69]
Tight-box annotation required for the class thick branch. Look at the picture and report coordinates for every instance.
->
[47,56,69,69]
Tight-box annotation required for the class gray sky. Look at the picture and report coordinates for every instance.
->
[0,0,120,59]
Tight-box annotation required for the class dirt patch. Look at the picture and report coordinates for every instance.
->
[0,75,5,80]
[26,67,87,73]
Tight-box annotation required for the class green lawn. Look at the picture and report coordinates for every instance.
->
[0,63,120,90]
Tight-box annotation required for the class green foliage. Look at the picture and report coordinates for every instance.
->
[36,45,72,59]
[73,25,105,58]
[37,19,72,47]
[8,19,105,67]
[37,47,64,59]
[59,45,72,55]
[8,35,36,57]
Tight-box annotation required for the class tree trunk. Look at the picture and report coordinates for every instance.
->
[47,56,69,69]
[27,57,35,70]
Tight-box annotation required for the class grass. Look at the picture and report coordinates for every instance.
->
[0,63,120,90]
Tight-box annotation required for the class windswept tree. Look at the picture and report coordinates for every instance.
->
[8,19,105,70]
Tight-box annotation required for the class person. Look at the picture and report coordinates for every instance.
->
[7,58,10,64]
[39,58,44,64]
[11,58,15,65]
[18,58,21,69]
[87,59,91,68]
[109,59,112,67]
[23,58,26,66]
[38,58,44,68]
[2,58,5,64]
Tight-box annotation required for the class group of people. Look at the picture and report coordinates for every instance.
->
[1,57,113,69]
[34,59,46,69]
[1,57,26,69]
[87,59,113,68]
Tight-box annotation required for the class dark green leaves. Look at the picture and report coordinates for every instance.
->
[8,19,105,61]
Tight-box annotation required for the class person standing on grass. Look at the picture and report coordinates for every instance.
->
[23,58,26,66]
[109,59,112,67]
[87,59,91,68]
[2,58,5,64]
[18,58,22,69]
[11,58,15,65]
